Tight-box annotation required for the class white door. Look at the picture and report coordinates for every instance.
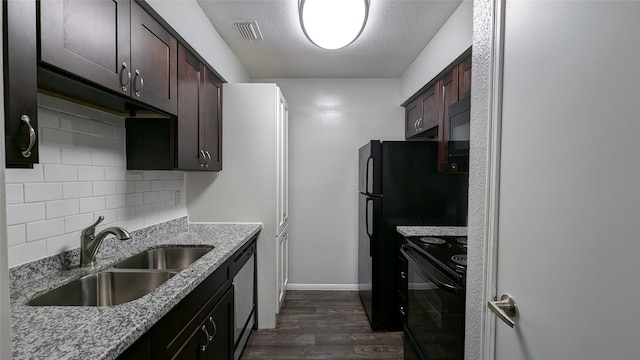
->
[489,1,640,359]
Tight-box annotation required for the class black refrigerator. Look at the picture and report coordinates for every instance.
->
[358,140,468,331]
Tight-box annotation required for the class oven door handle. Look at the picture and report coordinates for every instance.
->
[401,246,463,295]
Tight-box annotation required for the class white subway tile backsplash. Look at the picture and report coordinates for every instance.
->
[9,241,47,267]
[135,181,151,193]
[24,183,63,202]
[40,128,74,148]
[61,148,93,165]
[93,181,117,196]
[125,171,143,181]
[38,109,60,129]
[126,193,144,206]
[63,182,93,199]
[105,194,126,209]
[144,192,159,204]
[78,166,105,181]
[80,197,106,213]
[105,167,126,181]
[44,164,78,182]
[64,213,95,233]
[7,203,46,225]
[46,199,80,219]
[38,145,62,164]
[91,120,115,138]
[6,184,24,204]
[7,95,188,266]
[6,164,44,183]
[7,225,26,246]
[46,233,79,256]
[26,218,65,242]
[74,133,103,150]
[91,151,118,166]
[60,114,92,133]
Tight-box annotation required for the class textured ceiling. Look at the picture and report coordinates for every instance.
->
[196,0,463,79]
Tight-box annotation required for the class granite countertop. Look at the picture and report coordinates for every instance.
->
[9,217,262,360]
[396,225,467,237]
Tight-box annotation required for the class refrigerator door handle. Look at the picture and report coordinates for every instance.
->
[365,156,373,194]
[365,198,373,256]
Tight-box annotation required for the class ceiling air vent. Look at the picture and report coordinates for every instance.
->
[233,21,263,41]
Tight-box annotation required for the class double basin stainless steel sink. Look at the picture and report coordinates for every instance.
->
[29,245,214,307]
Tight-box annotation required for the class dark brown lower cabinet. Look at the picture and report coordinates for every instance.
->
[117,256,234,360]
[174,288,233,360]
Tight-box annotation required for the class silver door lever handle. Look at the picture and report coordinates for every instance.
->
[488,294,517,328]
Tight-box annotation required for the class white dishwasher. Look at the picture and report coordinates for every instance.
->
[233,240,256,360]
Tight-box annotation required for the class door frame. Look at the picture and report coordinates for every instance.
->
[466,0,504,359]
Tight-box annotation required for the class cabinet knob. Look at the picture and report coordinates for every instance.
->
[450,163,458,171]
[133,69,144,97]
[20,115,36,158]
[119,62,131,92]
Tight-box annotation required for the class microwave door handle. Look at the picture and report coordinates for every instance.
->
[401,247,463,295]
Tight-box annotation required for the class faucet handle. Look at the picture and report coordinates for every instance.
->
[81,216,105,237]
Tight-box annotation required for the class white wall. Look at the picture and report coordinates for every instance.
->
[254,78,403,288]
[145,0,250,83]
[400,0,473,102]
[5,95,187,267]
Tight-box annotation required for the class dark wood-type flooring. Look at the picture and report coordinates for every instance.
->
[241,291,404,359]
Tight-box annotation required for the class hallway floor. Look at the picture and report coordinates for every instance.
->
[240,291,404,359]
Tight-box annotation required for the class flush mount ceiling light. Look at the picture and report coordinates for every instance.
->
[299,0,369,50]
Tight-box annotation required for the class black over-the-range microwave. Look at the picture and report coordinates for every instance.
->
[448,95,471,171]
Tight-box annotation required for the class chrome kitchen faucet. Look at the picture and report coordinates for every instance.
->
[80,216,130,267]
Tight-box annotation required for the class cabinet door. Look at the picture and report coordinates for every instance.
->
[130,2,177,115]
[173,287,234,360]
[437,69,459,172]
[458,55,472,99]
[276,92,289,233]
[276,230,289,313]
[177,44,203,170]
[39,0,131,97]
[200,67,223,171]
[420,84,439,131]
[4,0,39,167]
[404,97,421,139]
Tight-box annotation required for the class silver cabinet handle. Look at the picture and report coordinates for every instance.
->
[20,115,36,158]
[208,316,217,340]
[400,271,406,279]
[120,62,131,91]
[133,69,144,97]
[204,151,211,168]
[488,294,517,328]
[200,324,210,352]
[399,306,406,316]
[414,119,419,131]
[199,150,206,168]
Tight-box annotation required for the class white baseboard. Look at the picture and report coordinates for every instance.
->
[286,283,359,291]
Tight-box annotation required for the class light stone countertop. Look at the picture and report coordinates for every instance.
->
[396,226,467,237]
[9,217,261,360]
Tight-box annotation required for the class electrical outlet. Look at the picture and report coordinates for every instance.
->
[175,190,181,206]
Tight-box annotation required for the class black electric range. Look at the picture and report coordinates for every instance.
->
[400,235,467,360]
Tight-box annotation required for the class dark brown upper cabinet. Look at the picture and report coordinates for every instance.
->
[125,44,222,172]
[3,0,39,168]
[38,0,177,115]
[403,49,471,172]
[177,44,222,171]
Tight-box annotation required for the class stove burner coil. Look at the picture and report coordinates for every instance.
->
[456,237,467,246]
[451,254,467,266]
[420,237,446,245]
